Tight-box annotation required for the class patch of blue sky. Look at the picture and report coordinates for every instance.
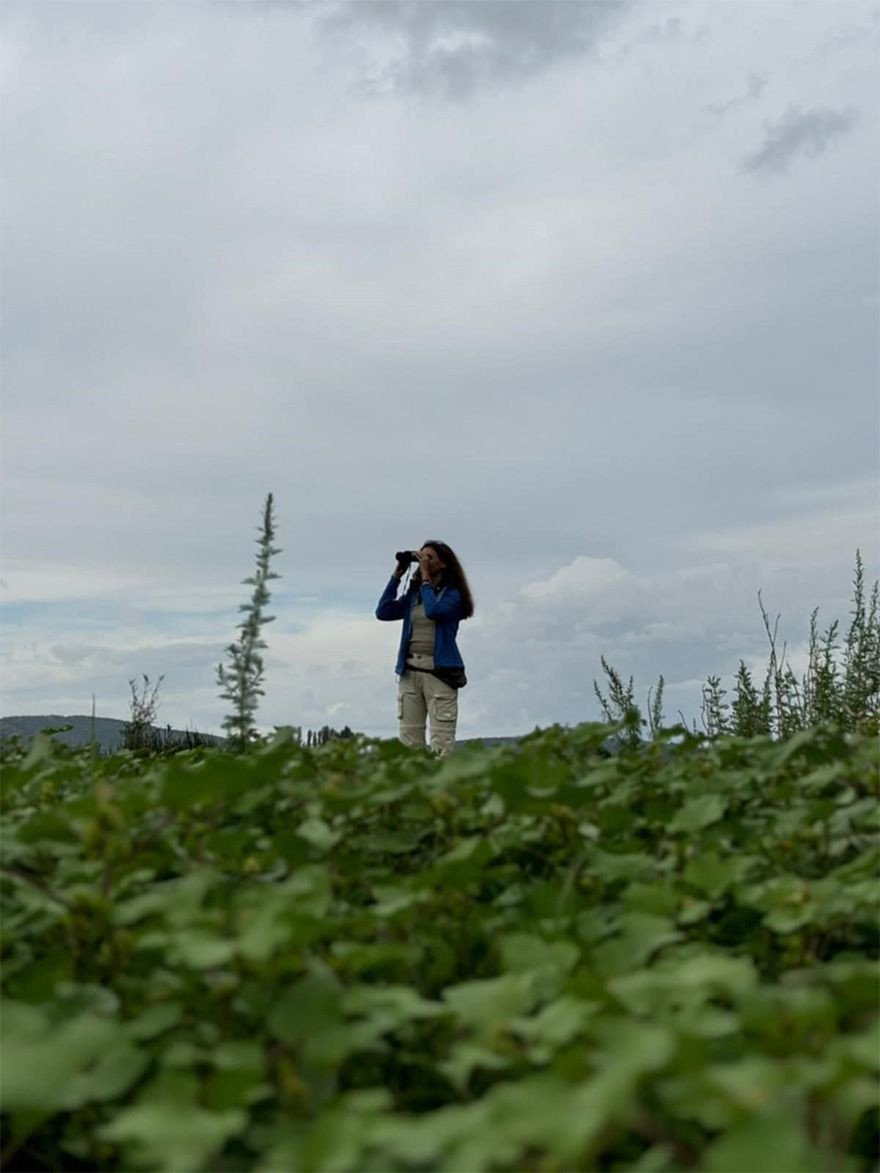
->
[0,601,117,631]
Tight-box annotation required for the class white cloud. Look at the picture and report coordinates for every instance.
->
[521,557,630,602]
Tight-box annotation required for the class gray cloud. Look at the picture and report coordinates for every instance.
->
[706,71,767,117]
[816,11,880,58]
[318,0,633,97]
[608,12,709,60]
[741,104,860,174]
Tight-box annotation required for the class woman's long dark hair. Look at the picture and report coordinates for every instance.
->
[408,540,475,619]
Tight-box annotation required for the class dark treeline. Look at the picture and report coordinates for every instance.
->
[304,724,354,748]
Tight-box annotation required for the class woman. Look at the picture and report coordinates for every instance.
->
[375,541,474,755]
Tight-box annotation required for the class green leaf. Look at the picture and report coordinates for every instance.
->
[115,869,219,929]
[684,851,750,899]
[703,1109,830,1173]
[670,793,727,832]
[204,1067,270,1111]
[1,1001,123,1112]
[508,995,597,1058]
[622,881,679,917]
[591,1017,677,1076]
[15,809,79,844]
[295,815,341,851]
[169,929,236,970]
[260,1090,392,1173]
[439,1043,512,1093]
[442,972,541,1030]
[160,1040,205,1068]
[98,1100,247,1172]
[61,1040,150,1109]
[768,727,820,767]
[628,1145,679,1172]
[212,1039,265,1071]
[277,863,333,916]
[419,836,495,888]
[234,898,295,963]
[497,933,580,976]
[158,757,246,810]
[342,984,444,1035]
[591,912,682,976]
[586,847,659,883]
[266,966,347,1064]
[610,952,757,1019]
[125,1004,184,1041]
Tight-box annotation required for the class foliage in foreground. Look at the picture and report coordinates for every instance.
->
[1,724,877,1172]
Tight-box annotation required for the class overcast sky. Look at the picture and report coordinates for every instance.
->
[1,0,878,740]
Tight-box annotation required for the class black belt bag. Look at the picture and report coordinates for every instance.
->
[431,666,467,690]
[407,664,468,690]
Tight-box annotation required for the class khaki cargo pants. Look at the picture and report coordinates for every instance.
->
[398,668,458,756]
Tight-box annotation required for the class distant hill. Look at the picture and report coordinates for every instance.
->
[0,716,521,754]
[0,715,221,754]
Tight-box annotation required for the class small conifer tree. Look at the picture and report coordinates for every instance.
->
[217,493,281,750]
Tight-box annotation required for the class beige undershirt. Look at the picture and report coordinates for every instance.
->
[406,600,435,670]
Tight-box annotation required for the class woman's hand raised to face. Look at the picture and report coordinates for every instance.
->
[392,549,436,581]
[417,549,435,582]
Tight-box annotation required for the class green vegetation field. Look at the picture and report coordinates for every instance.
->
[1,723,877,1172]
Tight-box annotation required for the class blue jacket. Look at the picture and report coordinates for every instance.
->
[375,576,466,676]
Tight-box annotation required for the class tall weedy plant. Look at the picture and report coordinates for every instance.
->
[598,551,879,741]
[121,674,165,753]
[592,655,645,748]
[217,493,281,750]
[701,551,879,738]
